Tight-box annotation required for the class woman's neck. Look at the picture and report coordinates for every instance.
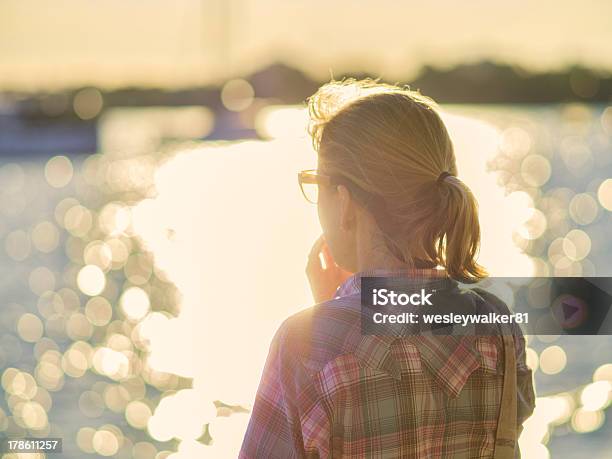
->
[355,228,418,272]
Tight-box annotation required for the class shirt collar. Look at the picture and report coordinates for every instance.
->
[335,267,451,299]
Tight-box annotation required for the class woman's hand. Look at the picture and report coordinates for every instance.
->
[306,235,353,303]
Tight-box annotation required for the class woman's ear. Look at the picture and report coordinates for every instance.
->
[337,185,356,232]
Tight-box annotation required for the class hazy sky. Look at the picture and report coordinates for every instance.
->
[1,0,611,90]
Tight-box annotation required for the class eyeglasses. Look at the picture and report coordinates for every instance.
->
[297,169,382,209]
[297,169,338,204]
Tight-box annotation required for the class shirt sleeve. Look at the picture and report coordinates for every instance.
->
[239,323,307,459]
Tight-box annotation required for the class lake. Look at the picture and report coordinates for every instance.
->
[1,103,611,458]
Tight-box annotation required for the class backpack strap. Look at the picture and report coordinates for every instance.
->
[493,334,518,458]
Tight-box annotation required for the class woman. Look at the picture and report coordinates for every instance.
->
[240,78,535,458]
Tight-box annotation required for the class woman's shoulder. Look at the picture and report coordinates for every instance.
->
[467,286,511,311]
[464,285,532,373]
[273,297,363,374]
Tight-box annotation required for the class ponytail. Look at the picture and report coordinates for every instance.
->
[436,175,488,283]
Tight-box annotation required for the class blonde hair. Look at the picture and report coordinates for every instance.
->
[307,78,487,283]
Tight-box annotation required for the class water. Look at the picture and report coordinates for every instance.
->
[1,103,611,458]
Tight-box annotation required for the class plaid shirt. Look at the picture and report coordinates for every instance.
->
[239,268,535,458]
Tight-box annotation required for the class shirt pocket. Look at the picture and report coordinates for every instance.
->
[475,336,499,374]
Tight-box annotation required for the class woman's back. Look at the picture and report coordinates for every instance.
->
[239,268,535,458]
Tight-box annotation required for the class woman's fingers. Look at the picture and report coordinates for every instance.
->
[308,235,329,271]
[306,235,326,275]
[308,235,326,260]
[305,234,353,303]
[320,241,337,268]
